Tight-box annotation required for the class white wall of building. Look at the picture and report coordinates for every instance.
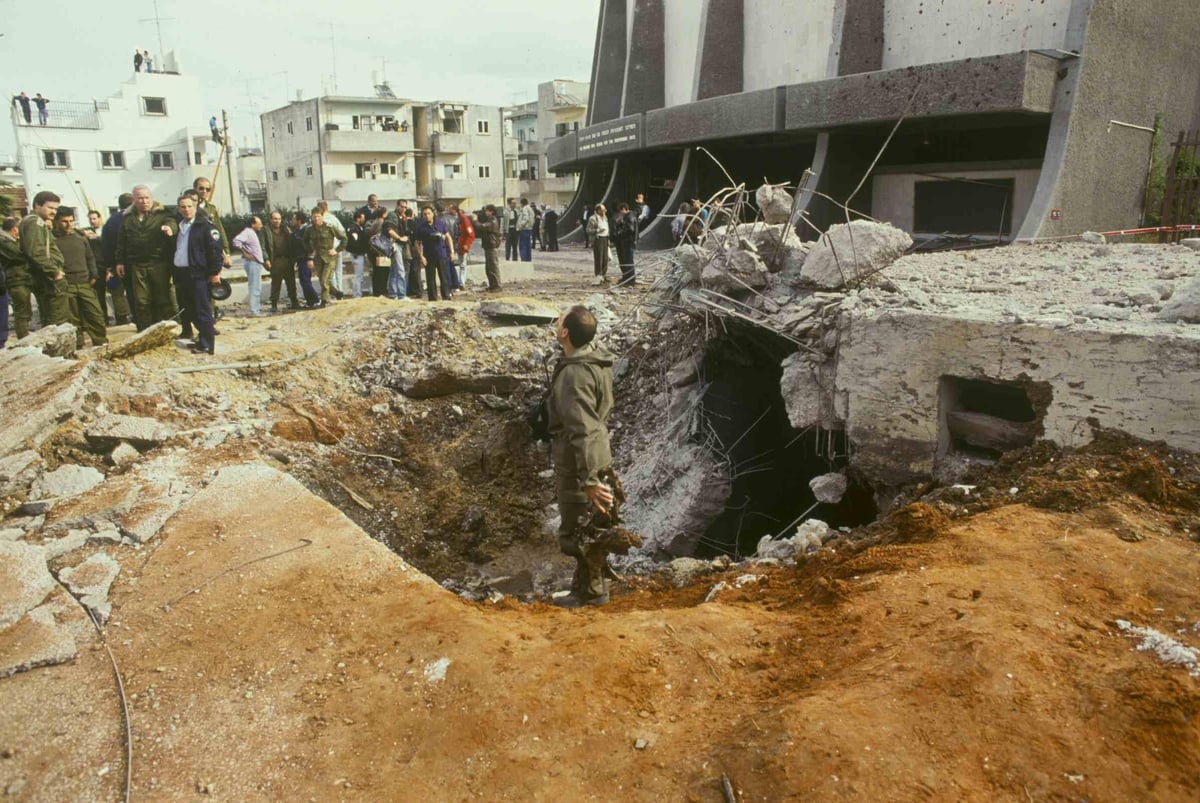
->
[871,168,1041,234]
[881,0,1071,70]
[261,101,323,210]
[11,71,234,214]
[743,0,839,91]
[663,0,702,107]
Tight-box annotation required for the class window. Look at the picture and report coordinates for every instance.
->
[306,165,313,176]
[518,129,526,142]
[384,163,397,176]
[150,151,173,169]
[476,120,490,134]
[352,115,362,130]
[271,170,279,181]
[287,121,294,135]
[143,97,167,115]
[194,151,203,166]
[305,116,313,131]
[477,165,491,178]
[285,167,295,178]
[443,164,462,179]
[43,149,68,169]
[100,151,125,169]
[441,109,464,133]
[555,122,580,137]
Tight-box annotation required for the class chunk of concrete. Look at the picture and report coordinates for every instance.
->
[42,527,120,560]
[478,299,559,324]
[30,464,104,501]
[675,244,708,283]
[711,223,808,273]
[0,347,90,457]
[755,183,793,225]
[85,414,175,449]
[1178,238,1200,251]
[1157,276,1200,323]
[0,450,46,503]
[18,323,77,358]
[780,353,833,430]
[0,601,79,678]
[395,363,526,399]
[108,441,140,467]
[701,248,768,294]
[667,358,700,388]
[798,221,913,290]
[1074,304,1131,322]
[809,473,848,504]
[105,320,183,359]
[665,557,711,588]
[0,541,55,629]
[57,553,119,624]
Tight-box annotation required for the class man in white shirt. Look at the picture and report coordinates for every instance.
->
[585,204,610,285]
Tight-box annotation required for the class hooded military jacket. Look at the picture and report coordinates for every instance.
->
[115,203,178,265]
[548,341,616,488]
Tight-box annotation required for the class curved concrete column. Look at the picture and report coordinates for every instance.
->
[621,0,666,115]
[638,149,697,249]
[696,0,743,101]
[588,0,630,126]
[560,162,619,244]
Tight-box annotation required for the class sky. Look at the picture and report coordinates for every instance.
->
[0,0,600,157]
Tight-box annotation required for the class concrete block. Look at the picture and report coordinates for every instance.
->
[18,323,77,358]
[799,221,912,290]
[0,541,54,629]
[1158,276,1200,323]
[85,414,175,449]
[30,465,104,501]
[105,320,183,359]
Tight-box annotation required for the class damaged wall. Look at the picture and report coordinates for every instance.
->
[742,0,838,91]
[834,310,1200,487]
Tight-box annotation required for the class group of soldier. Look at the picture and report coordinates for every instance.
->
[0,176,233,353]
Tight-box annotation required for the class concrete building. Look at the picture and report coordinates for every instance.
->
[237,147,268,214]
[505,80,589,209]
[9,53,235,216]
[261,93,507,213]
[549,1,1200,246]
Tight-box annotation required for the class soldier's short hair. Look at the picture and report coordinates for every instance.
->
[32,191,60,207]
[88,209,101,218]
[311,206,323,216]
[292,211,307,225]
[118,193,134,207]
[562,305,597,348]
[2,216,19,232]
[56,206,76,219]
[484,204,497,215]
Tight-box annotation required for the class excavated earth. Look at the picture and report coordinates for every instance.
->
[1,249,1199,801]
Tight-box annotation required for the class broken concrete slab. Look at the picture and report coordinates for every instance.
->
[0,541,55,629]
[1158,276,1200,323]
[0,597,79,678]
[395,363,526,399]
[779,353,837,430]
[57,553,119,624]
[18,323,77,358]
[665,557,712,588]
[701,248,769,294]
[667,358,700,388]
[0,347,90,458]
[797,221,913,290]
[0,528,23,542]
[30,465,104,502]
[478,299,559,324]
[0,450,45,508]
[809,473,848,504]
[755,183,793,225]
[1179,238,1200,252]
[947,411,1038,453]
[107,442,140,468]
[674,244,708,284]
[41,527,121,561]
[1075,304,1132,322]
[711,223,808,274]
[85,414,176,450]
[105,320,183,359]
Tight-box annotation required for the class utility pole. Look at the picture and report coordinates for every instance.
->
[223,110,236,213]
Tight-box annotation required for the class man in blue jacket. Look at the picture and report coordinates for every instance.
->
[100,192,136,327]
[172,195,224,354]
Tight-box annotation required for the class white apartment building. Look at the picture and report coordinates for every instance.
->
[505,80,588,210]
[237,147,267,214]
[261,92,507,213]
[9,53,236,216]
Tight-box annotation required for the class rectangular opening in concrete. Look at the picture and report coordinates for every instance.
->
[914,177,1015,235]
[938,376,1048,460]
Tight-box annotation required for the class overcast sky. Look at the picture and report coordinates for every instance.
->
[0,0,600,157]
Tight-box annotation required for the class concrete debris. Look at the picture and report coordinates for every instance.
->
[30,464,104,503]
[57,553,120,624]
[622,444,730,556]
[1075,304,1132,322]
[0,346,90,458]
[0,450,46,508]
[85,414,176,449]
[1080,231,1107,244]
[105,320,182,359]
[108,441,141,468]
[42,527,121,561]
[666,358,700,388]
[0,528,23,542]
[674,244,707,283]
[1157,276,1200,323]
[701,246,769,293]
[0,593,80,678]
[395,363,526,399]
[711,223,809,273]
[799,221,913,290]
[779,354,836,430]
[0,541,55,629]
[809,473,848,504]
[755,519,831,560]
[1178,238,1200,251]
[477,298,559,324]
[1115,619,1200,678]
[755,183,793,225]
[664,557,712,588]
[19,323,77,358]
[423,657,451,683]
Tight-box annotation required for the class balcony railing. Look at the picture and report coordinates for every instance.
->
[11,99,102,130]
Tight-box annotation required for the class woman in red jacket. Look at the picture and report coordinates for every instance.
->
[453,204,476,289]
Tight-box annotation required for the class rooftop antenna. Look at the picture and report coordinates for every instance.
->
[138,0,173,60]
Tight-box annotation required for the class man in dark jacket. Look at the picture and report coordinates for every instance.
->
[543,207,559,252]
[548,305,617,607]
[612,202,639,287]
[115,185,178,328]
[172,195,224,354]
[345,210,370,298]
[100,192,136,326]
[52,207,107,347]
[0,217,19,346]
[266,211,298,312]
[478,205,503,292]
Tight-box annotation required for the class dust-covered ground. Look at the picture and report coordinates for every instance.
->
[2,246,1199,801]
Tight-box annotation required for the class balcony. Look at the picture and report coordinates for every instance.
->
[432,177,474,198]
[11,100,102,131]
[330,177,417,203]
[517,139,542,155]
[517,176,576,197]
[432,132,470,153]
[326,129,415,154]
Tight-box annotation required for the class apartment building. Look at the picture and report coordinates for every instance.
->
[505,80,588,210]
[9,53,235,215]
[261,92,506,213]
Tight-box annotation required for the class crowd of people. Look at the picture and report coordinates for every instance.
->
[580,192,653,287]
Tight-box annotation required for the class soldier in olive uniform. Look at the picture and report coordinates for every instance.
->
[114,185,178,328]
[302,207,343,306]
[19,191,69,328]
[52,207,107,347]
[1,216,28,341]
